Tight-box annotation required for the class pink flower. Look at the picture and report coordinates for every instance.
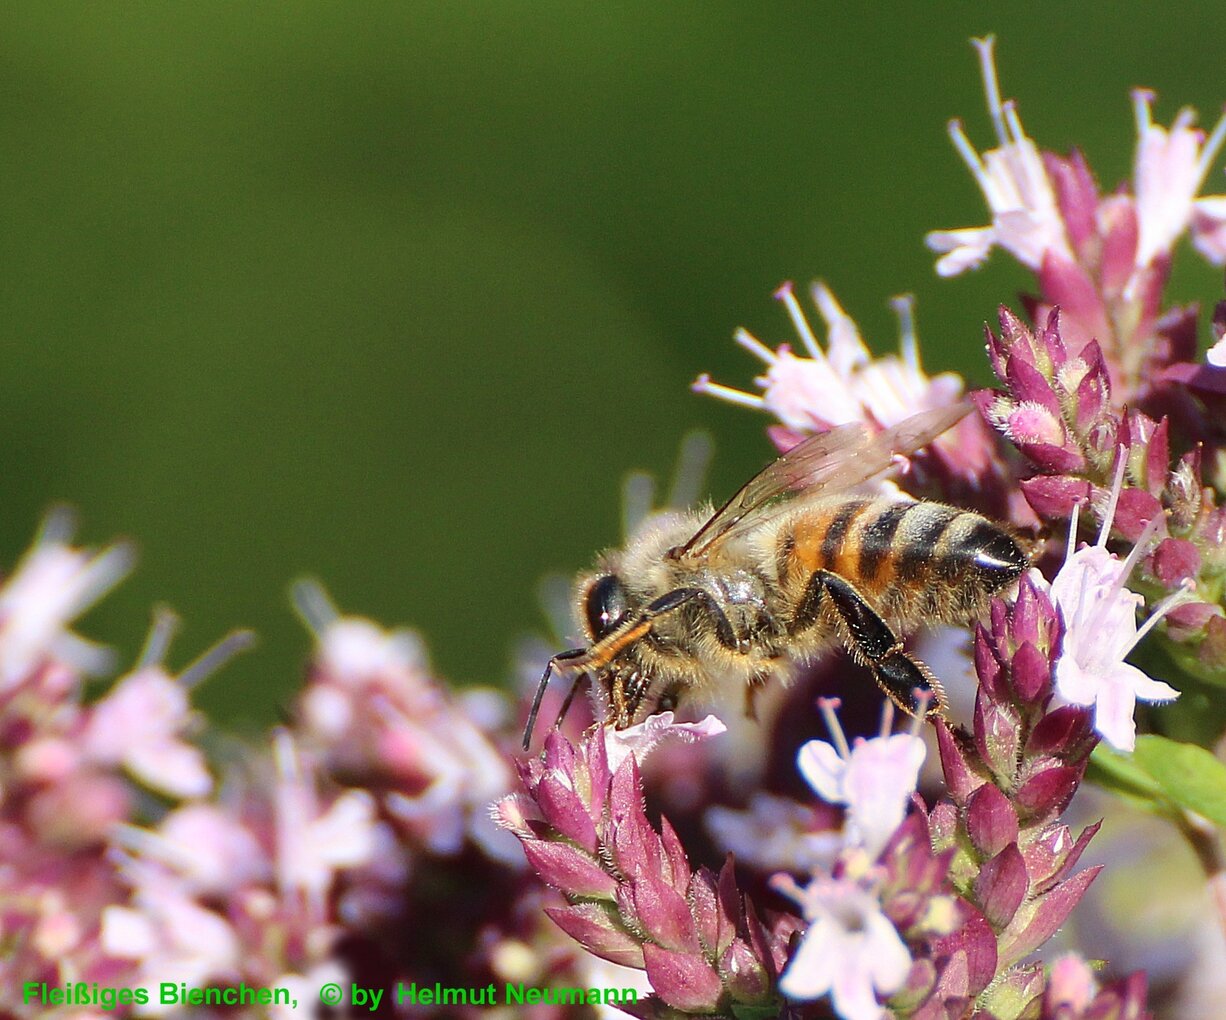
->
[84,671,210,799]
[1045,953,1097,1012]
[706,792,842,874]
[272,731,377,904]
[928,37,1226,290]
[603,710,727,773]
[1131,89,1226,274]
[1049,455,1190,751]
[101,873,241,1002]
[772,869,911,1017]
[798,698,927,859]
[926,37,1072,276]
[694,281,961,434]
[293,581,516,862]
[112,805,267,897]
[0,510,133,689]
[81,612,253,799]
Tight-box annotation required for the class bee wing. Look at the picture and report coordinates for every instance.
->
[678,404,970,558]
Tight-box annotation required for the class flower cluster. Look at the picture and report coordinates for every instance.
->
[977,306,1225,685]
[928,36,1226,398]
[929,579,1110,1011]
[767,699,988,1018]
[693,282,962,441]
[496,723,798,1017]
[0,518,555,1018]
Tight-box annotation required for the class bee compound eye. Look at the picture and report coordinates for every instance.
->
[584,575,629,640]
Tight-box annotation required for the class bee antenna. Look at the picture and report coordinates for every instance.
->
[522,647,587,752]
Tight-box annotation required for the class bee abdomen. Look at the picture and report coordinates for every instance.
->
[788,499,1026,621]
[894,503,962,582]
[900,504,1027,617]
[856,501,913,582]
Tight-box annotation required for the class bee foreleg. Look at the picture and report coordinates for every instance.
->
[522,647,589,750]
[552,671,588,732]
[643,587,741,651]
[806,570,946,718]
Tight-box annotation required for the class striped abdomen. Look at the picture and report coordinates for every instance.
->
[785,497,1028,624]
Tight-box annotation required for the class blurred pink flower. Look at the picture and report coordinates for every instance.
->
[0,510,133,689]
[772,869,911,1017]
[798,698,927,860]
[292,580,517,863]
[114,804,267,897]
[101,873,241,1005]
[272,731,377,903]
[82,612,253,799]
[1045,953,1096,1013]
[927,37,1072,276]
[929,37,1226,290]
[693,281,961,434]
[706,792,842,874]
[84,671,211,799]
[1132,89,1226,273]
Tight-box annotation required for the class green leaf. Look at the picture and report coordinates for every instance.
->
[731,1006,784,1020]
[1087,743,1172,816]
[1132,735,1226,828]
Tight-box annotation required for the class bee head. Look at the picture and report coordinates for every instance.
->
[581,573,630,641]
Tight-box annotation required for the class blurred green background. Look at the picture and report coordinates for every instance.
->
[4,3,1225,725]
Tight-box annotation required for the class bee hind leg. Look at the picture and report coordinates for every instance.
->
[804,569,947,718]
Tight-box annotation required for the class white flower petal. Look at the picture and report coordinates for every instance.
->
[1208,335,1226,369]
[604,712,726,772]
[831,951,888,1020]
[126,741,212,799]
[779,916,838,1000]
[864,911,914,994]
[842,734,926,857]
[797,740,848,804]
[1092,676,1140,752]
[925,226,998,276]
[1116,661,1180,703]
[1192,195,1226,265]
[1054,657,1100,707]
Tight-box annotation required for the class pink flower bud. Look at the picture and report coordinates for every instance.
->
[974,842,1028,929]
[1152,537,1201,586]
[520,839,618,900]
[642,943,724,1012]
[965,784,1019,857]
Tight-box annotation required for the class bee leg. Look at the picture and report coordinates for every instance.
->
[522,647,588,750]
[743,672,769,721]
[807,570,947,717]
[552,671,588,732]
[642,587,741,651]
[586,588,740,730]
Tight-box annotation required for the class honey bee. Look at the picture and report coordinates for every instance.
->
[522,404,1028,749]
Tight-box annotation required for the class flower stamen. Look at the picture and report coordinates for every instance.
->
[817,696,851,758]
[972,35,1007,146]
[733,326,779,364]
[774,281,823,360]
[690,373,766,409]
